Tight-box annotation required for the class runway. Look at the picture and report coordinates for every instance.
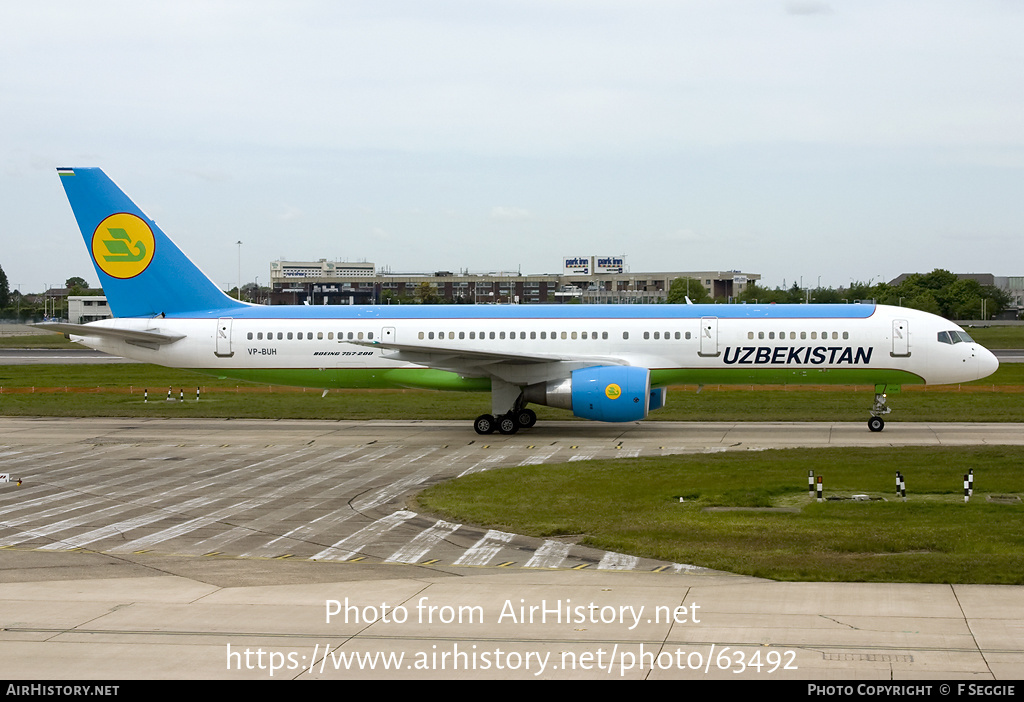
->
[0,418,1022,680]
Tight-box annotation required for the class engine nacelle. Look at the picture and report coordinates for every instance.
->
[524,366,651,422]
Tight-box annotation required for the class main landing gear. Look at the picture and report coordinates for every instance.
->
[868,392,891,432]
[474,408,537,435]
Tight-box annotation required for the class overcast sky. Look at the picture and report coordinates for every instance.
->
[3,1,1023,294]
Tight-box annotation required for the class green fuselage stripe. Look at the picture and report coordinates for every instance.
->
[196,366,924,391]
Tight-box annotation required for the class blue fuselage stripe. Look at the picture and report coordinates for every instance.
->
[169,303,878,322]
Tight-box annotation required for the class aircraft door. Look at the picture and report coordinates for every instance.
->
[382,327,396,343]
[891,319,910,357]
[698,317,720,357]
[215,317,234,358]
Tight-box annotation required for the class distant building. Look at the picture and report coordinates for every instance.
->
[267,256,759,305]
[68,296,112,324]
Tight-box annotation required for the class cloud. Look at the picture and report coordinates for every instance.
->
[785,1,833,16]
[490,206,532,220]
[277,205,303,221]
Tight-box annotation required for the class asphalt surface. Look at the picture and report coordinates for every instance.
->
[0,417,1021,680]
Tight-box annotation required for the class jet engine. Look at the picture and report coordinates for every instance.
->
[523,366,652,422]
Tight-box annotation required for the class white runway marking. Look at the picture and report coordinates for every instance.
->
[37,496,219,550]
[455,529,514,566]
[311,510,417,561]
[598,551,640,570]
[385,519,461,563]
[524,540,571,569]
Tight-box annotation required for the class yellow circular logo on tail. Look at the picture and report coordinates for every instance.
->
[91,213,156,279]
[605,383,622,400]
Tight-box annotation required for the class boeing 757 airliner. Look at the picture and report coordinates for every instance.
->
[40,168,999,434]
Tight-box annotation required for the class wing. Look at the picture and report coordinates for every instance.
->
[355,338,629,385]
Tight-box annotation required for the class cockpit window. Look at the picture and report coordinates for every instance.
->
[937,330,975,345]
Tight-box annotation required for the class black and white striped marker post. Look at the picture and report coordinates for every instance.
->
[969,468,974,497]
[144,389,147,403]
[900,473,906,502]
[809,470,815,498]
[964,474,970,503]
[816,476,823,503]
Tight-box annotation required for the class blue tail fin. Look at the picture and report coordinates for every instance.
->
[57,167,240,318]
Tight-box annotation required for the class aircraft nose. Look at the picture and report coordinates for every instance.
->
[979,347,999,379]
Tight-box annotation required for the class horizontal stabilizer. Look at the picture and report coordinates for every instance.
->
[34,322,185,347]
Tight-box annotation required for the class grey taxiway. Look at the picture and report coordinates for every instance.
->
[0,417,1022,680]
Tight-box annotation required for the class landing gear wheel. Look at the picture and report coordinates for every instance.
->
[474,414,496,435]
[515,408,537,429]
[497,414,519,435]
[868,416,885,433]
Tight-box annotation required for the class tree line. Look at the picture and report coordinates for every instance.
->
[669,270,1014,320]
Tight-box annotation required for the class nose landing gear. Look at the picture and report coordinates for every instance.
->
[868,392,891,432]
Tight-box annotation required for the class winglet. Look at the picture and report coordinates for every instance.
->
[57,168,241,318]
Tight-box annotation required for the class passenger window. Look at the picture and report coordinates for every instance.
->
[623,332,629,340]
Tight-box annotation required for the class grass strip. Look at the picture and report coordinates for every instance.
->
[1,363,1022,421]
[415,446,1024,583]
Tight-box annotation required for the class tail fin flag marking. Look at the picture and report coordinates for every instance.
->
[91,214,155,277]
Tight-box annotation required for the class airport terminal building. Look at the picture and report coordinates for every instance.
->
[268,257,760,305]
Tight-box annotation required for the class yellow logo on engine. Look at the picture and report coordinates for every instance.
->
[605,383,622,400]
[91,213,155,279]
